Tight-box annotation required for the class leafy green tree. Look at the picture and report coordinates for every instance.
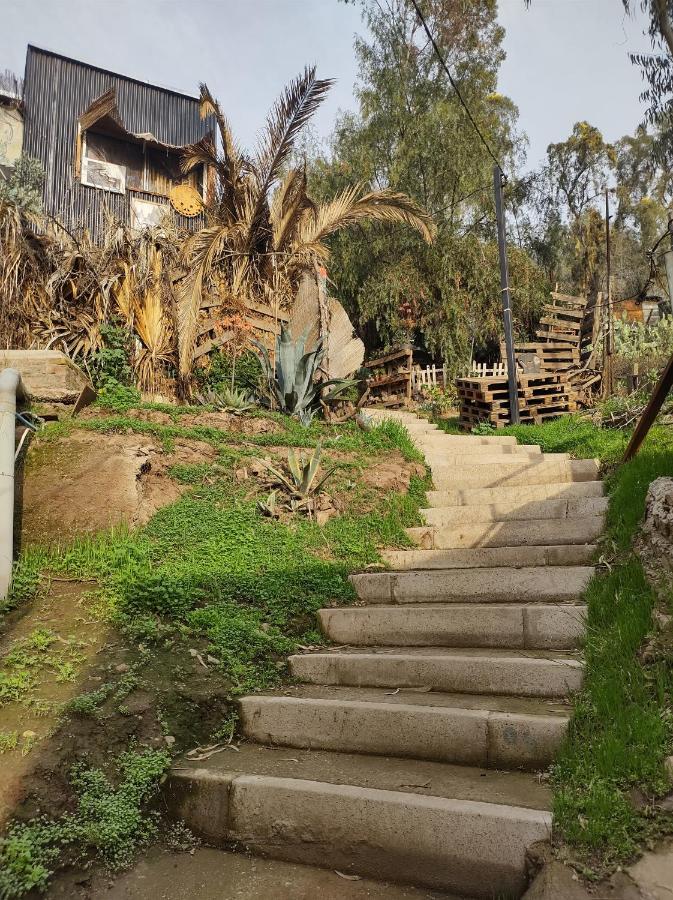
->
[310,0,547,373]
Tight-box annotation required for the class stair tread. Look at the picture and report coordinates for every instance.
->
[174,742,552,811]
[337,601,588,609]
[243,683,570,717]
[381,545,596,568]
[291,646,582,662]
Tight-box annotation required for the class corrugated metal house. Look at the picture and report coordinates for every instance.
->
[21,45,213,241]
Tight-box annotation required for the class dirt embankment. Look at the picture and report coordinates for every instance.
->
[20,432,219,547]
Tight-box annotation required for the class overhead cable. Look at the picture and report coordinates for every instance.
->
[409,0,505,173]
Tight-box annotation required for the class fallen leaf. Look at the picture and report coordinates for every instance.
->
[335,872,361,881]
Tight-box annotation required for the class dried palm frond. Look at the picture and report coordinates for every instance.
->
[249,67,333,241]
[294,185,435,260]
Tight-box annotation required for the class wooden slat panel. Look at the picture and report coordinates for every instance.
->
[246,300,289,321]
[193,330,234,361]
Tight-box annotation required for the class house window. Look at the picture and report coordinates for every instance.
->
[81,129,203,199]
[130,196,167,231]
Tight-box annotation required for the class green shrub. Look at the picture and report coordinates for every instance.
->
[90,324,134,388]
[96,380,141,412]
[0,750,169,899]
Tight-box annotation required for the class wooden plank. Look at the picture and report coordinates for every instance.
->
[366,348,410,368]
[246,299,289,322]
[247,316,284,335]
[550,292,588,308]
[198,318,218,337]
[193,330,235,361]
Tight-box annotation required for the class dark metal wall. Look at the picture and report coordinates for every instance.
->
[22,45,212,241]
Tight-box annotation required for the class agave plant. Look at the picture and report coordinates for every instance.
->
[196,385,255,413]
[254,324,355,424]
[259,443,337,507]
[177,69,435,385]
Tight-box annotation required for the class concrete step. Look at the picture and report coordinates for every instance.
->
[381,544,596,570]
[351,566,593,603]
[318,603,586,650]
[427,481,604,507]
[414,437,542,456]
[166,745,551,897]
[421,497,608,522]
[239,686,569,770]
[289,647,584,698]
[408,516,605,549]
[423,451,564,469]
[431,459,600,489]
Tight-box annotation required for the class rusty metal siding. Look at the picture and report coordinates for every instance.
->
[22,45,211,241]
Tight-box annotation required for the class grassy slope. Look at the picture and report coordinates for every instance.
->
[1,407,430,897]
[439,416,673,871]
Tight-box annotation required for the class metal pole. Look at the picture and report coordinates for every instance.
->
[665,209,673,311]
[603,189,614,397]
[493,165,519,424]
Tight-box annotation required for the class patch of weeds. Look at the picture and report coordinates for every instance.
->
[0,730,19,753]
[1,552,46,621]
[163,820,200,853]
[167,462,215,484]
[66,684,113,718]
[0,628,86,708]
[95,381,141,412]
[210,708,239,743]
[0,749,170,898]
[66,667,140,720]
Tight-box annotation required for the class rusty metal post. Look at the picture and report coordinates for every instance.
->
[493,165,519,424]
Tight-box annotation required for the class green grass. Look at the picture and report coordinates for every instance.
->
[11,416,428,697]
[461,415,673,870]
[0,749,170,898]
[1,412,430,896]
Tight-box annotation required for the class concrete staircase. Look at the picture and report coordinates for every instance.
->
[167,410,602,898]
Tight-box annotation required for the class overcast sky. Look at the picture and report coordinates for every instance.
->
[0,0,655,170]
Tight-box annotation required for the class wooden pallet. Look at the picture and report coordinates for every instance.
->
[456,371,573,430]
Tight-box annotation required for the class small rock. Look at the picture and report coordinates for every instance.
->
[627,787,648,811]
[665,756,673,785]
[658,792,673,812]
[115,663,130,673]
[206,655,219,665]
[164,735,176,746]
[22,730,37,739]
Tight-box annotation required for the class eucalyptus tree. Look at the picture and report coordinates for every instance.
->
[307,0,546,372]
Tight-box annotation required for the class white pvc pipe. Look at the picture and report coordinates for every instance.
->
[0,368,22,601]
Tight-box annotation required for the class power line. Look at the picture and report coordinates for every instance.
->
[409,0,504,173]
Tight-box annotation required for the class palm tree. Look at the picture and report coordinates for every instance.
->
[178,66,435,387]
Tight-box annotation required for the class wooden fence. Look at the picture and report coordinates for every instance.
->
[411,361,507,390]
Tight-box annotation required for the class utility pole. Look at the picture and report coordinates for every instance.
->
[664,209,673,307]
[603,188,614,397]
[493,165,519,425]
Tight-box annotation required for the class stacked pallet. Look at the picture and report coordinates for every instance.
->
[535,292,588,351]
[366,347,413,407]
[457,371,575,429]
